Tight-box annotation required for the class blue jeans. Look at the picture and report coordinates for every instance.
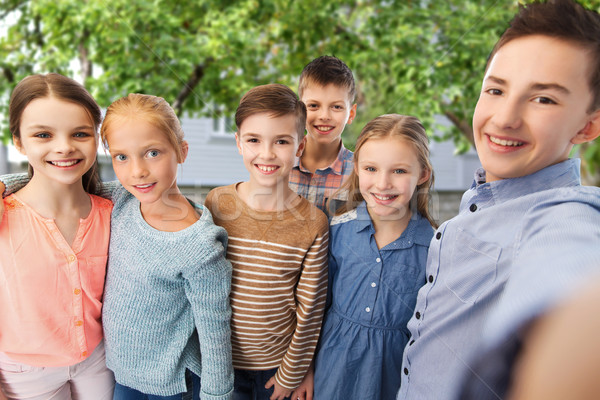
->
[113,370,201,400]
[233,368,291,400]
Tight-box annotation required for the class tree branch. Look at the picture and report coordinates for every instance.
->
[78,29,92,83]
[444,110,474,145]
[172,58,213,116]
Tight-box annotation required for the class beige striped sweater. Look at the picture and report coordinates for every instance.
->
[205,184,329,390]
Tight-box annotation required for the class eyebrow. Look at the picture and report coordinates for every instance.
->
[485,75,571,95]
[26,124,95,131]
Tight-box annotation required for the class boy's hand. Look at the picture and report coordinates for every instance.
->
[265,375,292,400]
[290,364,314,400]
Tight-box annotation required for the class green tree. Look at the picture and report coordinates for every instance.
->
[1,0,599,183]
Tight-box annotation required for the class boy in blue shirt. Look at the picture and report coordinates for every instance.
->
[397,1,600,399]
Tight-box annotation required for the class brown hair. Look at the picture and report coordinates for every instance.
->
[298,55,356,103]
[488,0,600,112]
[235,83,306,139]
[331,114,437,228]
[9,73,102,194]
[101,93,186,162]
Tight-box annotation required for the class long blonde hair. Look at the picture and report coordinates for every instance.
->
[330,114,437,228]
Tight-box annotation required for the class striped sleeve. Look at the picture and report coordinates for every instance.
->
[274,226,329,389]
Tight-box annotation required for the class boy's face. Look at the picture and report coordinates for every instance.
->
[236,112,305,191]
[473,35,600,182]
[301,83,357,147]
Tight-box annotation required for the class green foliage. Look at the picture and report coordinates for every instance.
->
[1,0,599,181]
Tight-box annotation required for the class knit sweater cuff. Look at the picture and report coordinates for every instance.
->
[201,388,233,400]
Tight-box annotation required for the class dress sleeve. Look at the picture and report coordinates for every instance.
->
[274,216,329,390]
[182,221,234,400]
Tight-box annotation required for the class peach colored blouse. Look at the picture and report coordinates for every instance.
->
[0,193,112,367]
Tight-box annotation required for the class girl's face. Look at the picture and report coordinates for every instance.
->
[15,96,98,188]
[356,136,429,221]
[106,118,186,208]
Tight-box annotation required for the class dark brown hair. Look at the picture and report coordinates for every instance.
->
[9,73,102,194]
[298,55,356,103]
[101,93,186,162]
[331,114,437,228]
[235,83,306,139]
[489,0,600,112]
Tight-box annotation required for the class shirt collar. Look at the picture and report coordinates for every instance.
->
[294,142,349,175]
[354,201,433,248]
[472,158,581,204]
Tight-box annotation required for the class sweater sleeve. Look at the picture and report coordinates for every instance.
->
[182,217,234,400]
[1,173,29,197]
[274,216,329,390]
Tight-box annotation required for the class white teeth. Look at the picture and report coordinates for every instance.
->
[51,160,78,167]
[316,126,333,132]
[373,193,398,201]
[489,136,523,147]
[257,165,278,172]
[135,183,153,188]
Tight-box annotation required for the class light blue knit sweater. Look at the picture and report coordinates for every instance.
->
[0,175,233,399]
[102,183,233,399]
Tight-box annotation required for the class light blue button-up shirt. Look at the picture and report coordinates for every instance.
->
[397,158,600,400]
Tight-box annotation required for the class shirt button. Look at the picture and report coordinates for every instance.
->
[371,282,377,288]
[75,320,83,327]
[376,257,381,263]
[435,232,441,240]
[68,255,76,262]
[74,288,81,295]
[365,307,371,313]
[470,203,478,212]
[415,311,421,319]
[81,351,88,357]
[428,275,434,283]
[404,368,409,375]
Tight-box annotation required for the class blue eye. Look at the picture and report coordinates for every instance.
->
[147,150,160,158]
[114,154,127,162]
[74,131,91,138]
[365,166,376,172]
[394,169,407,174]
[35,132,51,138]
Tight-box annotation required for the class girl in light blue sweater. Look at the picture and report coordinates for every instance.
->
[99,94,233,400]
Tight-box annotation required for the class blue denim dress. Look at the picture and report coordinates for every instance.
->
[314,202,433,400]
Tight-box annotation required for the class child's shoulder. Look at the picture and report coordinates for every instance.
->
[89,193,113,210]
[293,195,329,229]
[330,207,359,227]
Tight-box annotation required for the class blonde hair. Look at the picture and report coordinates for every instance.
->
[331,114,437,228]
[100,93,185,161]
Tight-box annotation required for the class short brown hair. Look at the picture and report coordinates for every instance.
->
[235,83,306,139]
[9,73,102,194]
[101,93,186,162]
[298,55,356,103]
[489,0,600,112]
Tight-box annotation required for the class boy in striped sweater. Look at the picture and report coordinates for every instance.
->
[204,84,329,400]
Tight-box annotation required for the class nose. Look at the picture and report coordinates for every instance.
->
[260,142,276,160]
[55,136,76,155]
[491,96,523,130]
[131,159,148,179]
[318,107,331,121]
[376,172,392,190]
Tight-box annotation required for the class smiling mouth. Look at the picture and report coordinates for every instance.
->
[256,165,279,173]
[372,193,399,201]
[49,160,81,167]
[315,125,334,133]
[489,135,524,147]
[134,183,155,189]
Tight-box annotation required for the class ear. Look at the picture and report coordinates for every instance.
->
[347,103,357,125]
[13,136,25,155]
[235,132,243,155]
[572,109,600,144]
[296,136,306,157]
[179,140,189,163]
[417,168,431,186]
